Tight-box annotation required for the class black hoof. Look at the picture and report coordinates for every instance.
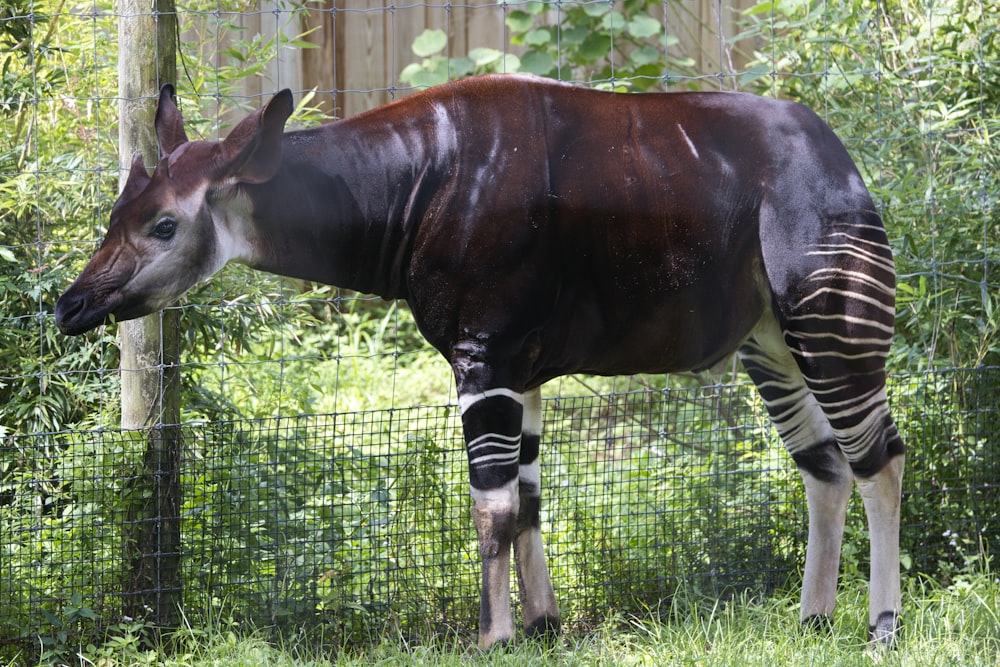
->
[524,614,561,643]
[869,611,901,647]
[802,614,834,634]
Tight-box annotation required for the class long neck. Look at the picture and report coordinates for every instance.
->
[242,114,450,299]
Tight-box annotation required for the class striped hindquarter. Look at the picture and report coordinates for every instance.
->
[742,218,905,642]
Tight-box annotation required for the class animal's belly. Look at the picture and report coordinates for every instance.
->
[529,276,768,385]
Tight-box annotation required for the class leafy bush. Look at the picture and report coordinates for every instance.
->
[401,0,696,91]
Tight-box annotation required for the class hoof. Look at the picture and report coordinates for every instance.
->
[524,614,561,644]
[869,611,901,647]
[802,614,834,634]
[477,634,514,653]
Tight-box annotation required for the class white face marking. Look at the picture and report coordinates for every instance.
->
[212,190,257,269]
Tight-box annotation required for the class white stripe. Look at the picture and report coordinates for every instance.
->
[804,268,896,296]
[470,477,518,506]
[786,313,895,334]
[821,231,892,251]
[522,387,543,436]
[794,287,896,315]
[805,248,895,273]
[784,330,891,347]
[791,348,889,361]
[459,388,524,414]
[470,451,522,467]
[677,123,700,159]
[467,432,521,453]
[519,458,541,489]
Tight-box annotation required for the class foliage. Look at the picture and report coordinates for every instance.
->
[1,0,121,434]
[401,0,698,91]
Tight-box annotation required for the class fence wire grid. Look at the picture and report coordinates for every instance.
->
[2,0,998,658]
[3,369,998,649]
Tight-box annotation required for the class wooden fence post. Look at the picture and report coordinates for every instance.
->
[117,0,182,626]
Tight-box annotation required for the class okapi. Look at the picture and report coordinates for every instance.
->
[56,75,905,648]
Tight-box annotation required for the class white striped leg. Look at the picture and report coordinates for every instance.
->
[460,386,524,649]
[513,387,560,638]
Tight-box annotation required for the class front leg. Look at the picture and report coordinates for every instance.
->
[514,387,560,638]
[457,376,525,649]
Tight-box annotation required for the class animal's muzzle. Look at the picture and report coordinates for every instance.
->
[55,287,104,335]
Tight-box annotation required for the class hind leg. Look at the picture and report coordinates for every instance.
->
[740,313,853,626]
[781,259,905,643]
[857,451,903,642]
[758,201,905,643]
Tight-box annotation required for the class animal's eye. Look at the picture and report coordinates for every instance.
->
[152,218,176,240]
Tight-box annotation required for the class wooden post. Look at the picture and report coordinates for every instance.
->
[118,0,182,626]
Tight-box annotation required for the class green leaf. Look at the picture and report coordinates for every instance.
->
[468,47,504,68]
[579,33,611,62]
[523,28,551,47]
[743,1,778,16]
[561,25,589,46]
[627,14,662,39]
[412,29,447,58]
[602,12,626,34]
[520,50,555,76]
[661,34,680,48]
[399,62,426,85]
[629,46,661,67]
[505,10,534,33]
[450,56,475,78]
[739,62,772,86]
[499,54,522,73]
[583,3,610,18]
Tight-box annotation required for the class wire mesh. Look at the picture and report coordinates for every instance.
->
[3,368,999,652]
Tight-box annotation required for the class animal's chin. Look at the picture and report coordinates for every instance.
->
[57,317,106,336]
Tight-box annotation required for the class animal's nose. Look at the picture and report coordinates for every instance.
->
[55,289,89,335]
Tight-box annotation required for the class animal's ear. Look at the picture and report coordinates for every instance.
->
[217,89,294,184]
[154,84,189,155]
[113,152,153,213]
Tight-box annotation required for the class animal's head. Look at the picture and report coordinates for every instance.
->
[55,85,294,335]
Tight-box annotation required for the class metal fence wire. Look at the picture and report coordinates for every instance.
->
[1,0,998,658]
[3,368,998,648]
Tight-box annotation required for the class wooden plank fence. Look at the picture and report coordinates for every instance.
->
[219,1,757,118]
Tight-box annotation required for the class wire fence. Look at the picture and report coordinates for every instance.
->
[1,0,998,658]
[3,368,998,650]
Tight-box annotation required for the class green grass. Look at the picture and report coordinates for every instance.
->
[44,571,999,667]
